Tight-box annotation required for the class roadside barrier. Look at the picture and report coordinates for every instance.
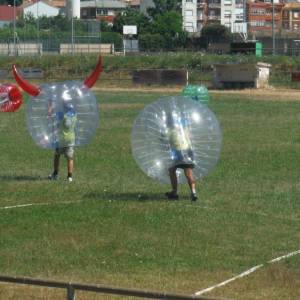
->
[0,274,231,300]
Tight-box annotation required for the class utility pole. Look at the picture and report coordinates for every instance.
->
[272,0,275,55]
[37,0,40,55]
[13,0,16,56]
[71,0,74,55]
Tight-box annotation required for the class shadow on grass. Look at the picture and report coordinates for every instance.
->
[0,175,42,181]
[84,191,166,202]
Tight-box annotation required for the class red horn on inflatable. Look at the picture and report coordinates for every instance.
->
[83,56,103,89]
[0,84,23,112]
[12,65,40,97]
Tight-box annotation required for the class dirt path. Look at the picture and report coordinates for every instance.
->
[93,86,300,102]
[212,88,300,101]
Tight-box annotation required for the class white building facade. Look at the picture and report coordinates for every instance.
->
[182,0,198,33]
[182,0,247,34]
[221,0,244,28]
[23,1,60,18]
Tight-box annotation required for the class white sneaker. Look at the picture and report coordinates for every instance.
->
[67,177,73,182]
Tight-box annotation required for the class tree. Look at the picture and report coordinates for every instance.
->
[147,0,181,18]
[139,33,165,51]
[152,11,182,36]
[112,8,151,34]
[112,0,187,50]
[151,11,187,50]
[201,24,232,44]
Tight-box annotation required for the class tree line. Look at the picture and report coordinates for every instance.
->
[0,0,232,51]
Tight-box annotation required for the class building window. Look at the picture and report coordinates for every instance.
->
[185,10,193,16]
[235,13,243,20]
[224,10,231,18]
[224,0,232,5]
[186,0,193,2]
[294,12,299,18]
[96,8,108,16]
[185,21,194,31]
[81,9,88,17]
[250,20,265,27]
[251,8,266,16]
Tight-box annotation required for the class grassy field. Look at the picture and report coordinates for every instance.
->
[0,88,300,300]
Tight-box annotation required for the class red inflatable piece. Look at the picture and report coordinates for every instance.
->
[83,56,103,88]
[0,83,23,112]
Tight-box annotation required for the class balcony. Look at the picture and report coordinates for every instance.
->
[208,15,221,20]
[208,0,220,7]
[197,3,206,8]
[235,3,243,8]
[208,3,221,8]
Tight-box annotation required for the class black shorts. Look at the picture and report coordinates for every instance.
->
[171,149,195,169]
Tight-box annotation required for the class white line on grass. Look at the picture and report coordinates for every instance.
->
[0,203,35,210]
[2,201,300,224]
[193,249,300,296]
[2,199,300,296]
[0,200,86,210]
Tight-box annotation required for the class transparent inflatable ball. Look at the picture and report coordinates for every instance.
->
[131,96,222,184]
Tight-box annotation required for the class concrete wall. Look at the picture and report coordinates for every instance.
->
[0,43,42,56]
[60,43,114,54]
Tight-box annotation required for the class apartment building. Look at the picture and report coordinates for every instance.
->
[247,0,284,34]
[282,2,300,31]
[81,0,139,23]
[172,0,221,33]
[81,0,124,23]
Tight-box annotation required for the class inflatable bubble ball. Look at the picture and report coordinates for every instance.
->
[26,82,99,149]
[13,57,102,149]
[131,96,222,184]
[182,84,210,104]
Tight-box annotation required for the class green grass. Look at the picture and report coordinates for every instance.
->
[0,90,300,299]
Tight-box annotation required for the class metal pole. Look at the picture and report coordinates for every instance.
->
[71,0,74,55]
[123,37,126,56]
[13,0,16,56]
[243,0,246,23]
[67,285,76,300]
[37,0,40,55]
[272,0,275,55]
[71,16,74,54]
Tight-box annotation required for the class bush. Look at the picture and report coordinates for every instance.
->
[139,33,165,51]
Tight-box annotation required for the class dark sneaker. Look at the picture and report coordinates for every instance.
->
[48,173,58,180]
[165,192,179,200]
[191,193,198,201]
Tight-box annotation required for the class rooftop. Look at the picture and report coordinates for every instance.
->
[0,5,14,21]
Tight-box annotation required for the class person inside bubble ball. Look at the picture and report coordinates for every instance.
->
[48,100,77,182]
[165,112,198,201]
